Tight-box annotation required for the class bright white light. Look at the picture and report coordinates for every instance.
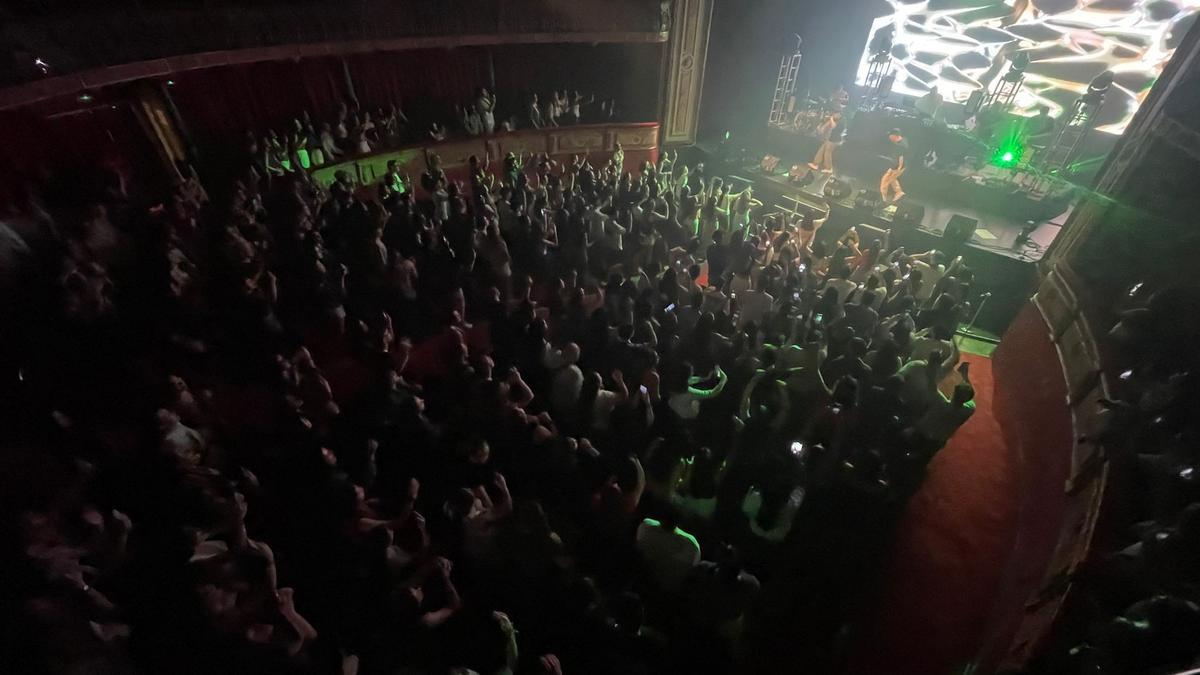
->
[856,0,1200,133]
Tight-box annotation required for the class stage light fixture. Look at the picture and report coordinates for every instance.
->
[1003,51,1030,83]
[991,141,1023,168]
[869,27,894,59]
[990,118,1025,168]
[1082,70,1114,105]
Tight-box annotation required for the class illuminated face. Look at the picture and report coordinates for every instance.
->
[889,133,903,143]
[857,0,1200,133]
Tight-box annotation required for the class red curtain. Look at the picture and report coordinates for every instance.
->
[165,43,662,149]
[169,57,348,143]
[491,43,663,121]
[168,50,490,145]
[344,48,490,120]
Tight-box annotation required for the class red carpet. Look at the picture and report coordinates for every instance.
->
[847,353,1022,675]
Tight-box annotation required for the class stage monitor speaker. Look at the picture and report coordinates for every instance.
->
[853,189,881,211]
[880,74,895,97]
[893,199,925,228]
[965,89,985,116]
[788,166,815,187]
[942,214,979,253]
[823,177,852,200]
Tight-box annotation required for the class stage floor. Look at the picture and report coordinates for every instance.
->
[689,134,1077,332]
[731,168,1065,264]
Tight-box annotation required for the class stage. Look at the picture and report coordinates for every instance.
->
[694,126,1074,334]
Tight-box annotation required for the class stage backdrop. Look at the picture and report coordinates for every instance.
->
[856,0,1200,133]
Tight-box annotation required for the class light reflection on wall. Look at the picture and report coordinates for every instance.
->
[856,0,1200,133]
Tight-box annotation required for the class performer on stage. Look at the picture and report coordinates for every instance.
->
[808,111,845,174]
[881,128,908,203]
[1025,106,1056,146]
[830,84,850,111]
[915,88,944,119]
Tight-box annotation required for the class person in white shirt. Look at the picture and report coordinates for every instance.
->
[550,360,585,419]
[840,291,880,339]
[604,213,627,257]
[913,379,975,450]
[909,250,952,303]
[477,88,497,134]
[586,198,611,242]
[741,485,804,542]
[319,123,342,162]
[898,350,944,418]
[578,369,627,433]
[157,408,206,465]
[542,340,580,371]
[825,266,858,306]
[666,362,728,420]
[459,105,483,136]
[735,285,774,331]
[636,508,701,592]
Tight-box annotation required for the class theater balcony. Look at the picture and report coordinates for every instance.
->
[977,21,1200,675]
[0,0,669,104]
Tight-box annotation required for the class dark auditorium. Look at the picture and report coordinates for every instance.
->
[3,1,1200,674]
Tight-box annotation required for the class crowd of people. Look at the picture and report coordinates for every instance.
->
[1020,284,1200,675]
[1,108,986,675]
[245,87,618,181]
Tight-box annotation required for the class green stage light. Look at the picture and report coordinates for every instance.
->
[991,139,1023,168]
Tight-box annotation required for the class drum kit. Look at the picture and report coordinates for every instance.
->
[789,95,841,136]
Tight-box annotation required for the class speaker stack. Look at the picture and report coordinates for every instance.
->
[823,177,852,200]
[893,199,925,229]
[942,214,978,255]
[853,189,881,211]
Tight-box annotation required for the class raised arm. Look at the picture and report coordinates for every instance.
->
[687,365,729,399]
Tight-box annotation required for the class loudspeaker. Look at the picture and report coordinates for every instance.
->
[965,89,985,116]
[823,177,852,200]
[789,166,815,187]
[942,214,979,253]
[893,199,925,228]
[853,189,881,211]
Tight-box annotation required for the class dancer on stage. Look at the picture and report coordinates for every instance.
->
[830,84,850,111]
[808,111,845,174]
[881,128,907,203]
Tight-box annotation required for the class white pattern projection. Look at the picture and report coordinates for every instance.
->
[856,0,1200,133]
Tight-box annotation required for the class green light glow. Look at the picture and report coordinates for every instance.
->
[991,128,1024,168]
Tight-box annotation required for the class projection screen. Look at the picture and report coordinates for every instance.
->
[855,0,1200,133]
